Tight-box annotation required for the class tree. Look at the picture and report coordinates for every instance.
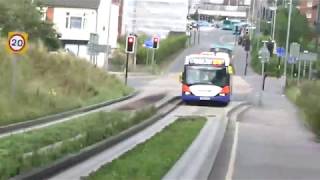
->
[0,0,60,50]
[275,7,311,47]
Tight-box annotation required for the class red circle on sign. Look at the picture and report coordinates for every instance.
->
[8,34,26,53]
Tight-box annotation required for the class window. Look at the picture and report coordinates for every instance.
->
[306,12,312,19]
[70,17,82,29]
[307,1,313,8]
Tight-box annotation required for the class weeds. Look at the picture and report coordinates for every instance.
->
[0,41,132,126]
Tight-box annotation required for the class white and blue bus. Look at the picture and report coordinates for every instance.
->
[181,54,233,105]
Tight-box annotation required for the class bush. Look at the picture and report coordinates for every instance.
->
[250,35,283,77]
[296,81,320,135]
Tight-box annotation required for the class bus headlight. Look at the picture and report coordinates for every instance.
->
[219,93,226,96]
[185,92,191,95]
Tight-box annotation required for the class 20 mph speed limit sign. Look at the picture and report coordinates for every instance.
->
[6,32,28,54]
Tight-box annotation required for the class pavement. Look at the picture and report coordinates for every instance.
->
[210,35,320,180]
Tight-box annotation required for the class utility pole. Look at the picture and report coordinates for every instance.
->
[104,0,113,71]
[272,0,277,40]
[284,0,292,85]
[198,7,200,44]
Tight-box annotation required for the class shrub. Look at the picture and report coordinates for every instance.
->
[296,81,320,135]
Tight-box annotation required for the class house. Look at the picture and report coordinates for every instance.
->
[297,0,320,25]
[40,0,120,68]
[120,0,189,38]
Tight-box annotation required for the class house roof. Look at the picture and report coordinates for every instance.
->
[41,0,101,9]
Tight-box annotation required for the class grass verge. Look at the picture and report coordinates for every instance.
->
[0,107,156,180]
[86,116,206,180]
[286,81,320,137]
[0,41,133,126]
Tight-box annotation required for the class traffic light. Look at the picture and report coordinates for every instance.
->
[152,37,159,49]
[126,35,136,53]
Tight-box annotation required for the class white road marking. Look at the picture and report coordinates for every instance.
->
[225,121,240,180]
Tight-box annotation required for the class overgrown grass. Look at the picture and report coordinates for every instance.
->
[286,80,320,136]
[87,116,206,180]
[0,41,133,126]
[0,107,156,180]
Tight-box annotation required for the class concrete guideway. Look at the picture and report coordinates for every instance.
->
[164,102,249,180]
[49,102,232,180]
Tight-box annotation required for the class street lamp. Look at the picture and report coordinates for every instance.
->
[284,0,292,86]
[270,0,277,40]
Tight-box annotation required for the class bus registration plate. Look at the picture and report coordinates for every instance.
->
[200,97,210,100]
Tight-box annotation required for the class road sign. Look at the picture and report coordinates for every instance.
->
[89,33,99,44]
[288,56,297,64]
[144,39,153,48]
[276,47,285,57]
[259,45,270,63]
[289,42,300,58]
[299,52,317,62]
[88,44,109,53]
[6,32,28,54]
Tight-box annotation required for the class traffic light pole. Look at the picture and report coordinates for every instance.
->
[125,53,129,85]
[151,48,155,66]
[193,30,196,45]
[245,51,248,76]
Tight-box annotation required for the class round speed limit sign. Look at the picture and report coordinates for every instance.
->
[6,32,28,54]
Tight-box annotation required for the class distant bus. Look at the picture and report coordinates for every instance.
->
[222,19,240,30]
[181,54,233,105]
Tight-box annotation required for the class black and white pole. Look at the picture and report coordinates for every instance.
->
[309,61,313,80]
[125,53,129,85]
[244,39,250,76]
[258,42,270,105]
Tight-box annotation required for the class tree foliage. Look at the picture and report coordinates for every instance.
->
[0,0,60,50]
[275,7,311,47]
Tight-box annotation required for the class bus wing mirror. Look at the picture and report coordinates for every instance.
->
[179,73,182,82]
[228,66,234,75]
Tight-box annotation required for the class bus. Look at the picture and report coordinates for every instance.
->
[181,54,233,105]
[222,19,240,30]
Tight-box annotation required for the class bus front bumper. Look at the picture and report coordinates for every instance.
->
[181,94,230,103]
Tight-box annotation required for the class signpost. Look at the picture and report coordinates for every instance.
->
[244,38,250,76]
[259,43,270,95]
[88,33,99,65]
[300,51,317,80]
[289,42,300,79]
[6,32,29,99]
[276,47,285,69]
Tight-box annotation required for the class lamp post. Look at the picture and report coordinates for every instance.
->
[272,0,277,40]
[284,0,292,86]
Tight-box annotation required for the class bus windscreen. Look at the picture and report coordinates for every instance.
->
[223,20,231,25]
[184,66,229,87]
